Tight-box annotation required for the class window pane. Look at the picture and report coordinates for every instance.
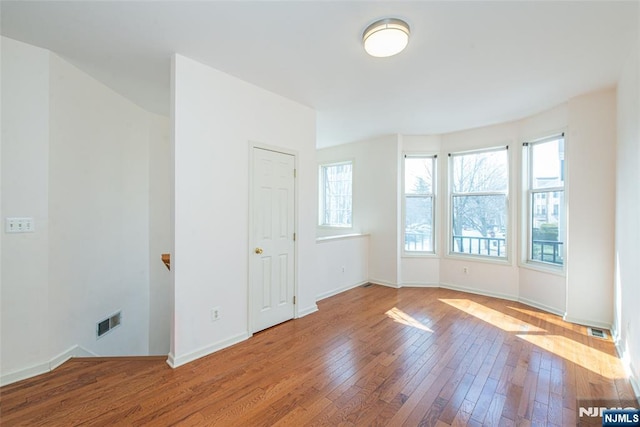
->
[531,190,564,265]
[405,157,433,194]
[405,196,433,252]
[452,150,508,193]
[321,163,352,226]
[452,195,507,257]
[532,138,564,189]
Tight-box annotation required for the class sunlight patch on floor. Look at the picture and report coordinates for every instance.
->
[506,305,571,329]
[385,307,433,332]
[440,298,546,333]
[440,298,626,380]
[517,333,625,380]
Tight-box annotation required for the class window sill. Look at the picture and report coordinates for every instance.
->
[402,252,438,258]
[519,261,566,277]
[316,233,369,243]
[444,252,512,266]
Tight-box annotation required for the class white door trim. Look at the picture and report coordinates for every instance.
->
[248,141,299,335]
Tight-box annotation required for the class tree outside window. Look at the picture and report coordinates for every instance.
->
[404,156,435,253]
[319,162,352,227]
[450,148,509,258]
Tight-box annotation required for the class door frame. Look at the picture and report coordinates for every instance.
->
[247,141,299,335]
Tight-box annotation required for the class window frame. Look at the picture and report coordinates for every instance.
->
[524,134,566,270]
[318,160,353,228]
[448,146,510,261]
[402,154,437,256]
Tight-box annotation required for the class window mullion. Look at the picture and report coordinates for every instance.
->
[531,187,564,193]
[452,191,507,197]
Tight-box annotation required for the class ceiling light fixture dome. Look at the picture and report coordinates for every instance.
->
[362,18,410,58]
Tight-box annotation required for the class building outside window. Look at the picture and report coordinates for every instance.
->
[319,161,353,227]
[450,147,509,258]
[525,135,565,266]
[404,155,436,253]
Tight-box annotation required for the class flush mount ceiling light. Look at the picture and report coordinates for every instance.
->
[362,18,410,58]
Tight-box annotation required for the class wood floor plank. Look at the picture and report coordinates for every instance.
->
[438,372,475,424]
[484,392,506,426]
[1,285,637,426]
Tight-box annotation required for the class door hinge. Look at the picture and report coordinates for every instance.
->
[293,168,297,178]
[293,295,296,305]
[293,232,296,241]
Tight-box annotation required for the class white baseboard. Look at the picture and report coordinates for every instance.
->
[630,362,640,404]
[517,297,565,318]
[1,362,49,387]
[49,345,96,371]
[616,348,640,404]
[369,279,400,289]
[400,281,439,288]
[439,282,518,302]
[167,331,250,369]
[1,345,97,387]
[316,280,369,302]
[316,279,616,349]
[402,282,564,319]
[166,352,176,368]
[297,304,319,317]
[612,326,640,404]
[611,323,620,343]
[562,315,612,331]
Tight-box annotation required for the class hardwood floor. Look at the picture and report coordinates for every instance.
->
[1,285,637,426]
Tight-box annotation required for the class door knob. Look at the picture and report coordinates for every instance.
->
[255,247,263,254]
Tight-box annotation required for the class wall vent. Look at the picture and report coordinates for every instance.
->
[361,283,373,288]
[587,327,607,340]
[96,311,122,338]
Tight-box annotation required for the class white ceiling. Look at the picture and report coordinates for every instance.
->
[1,1,638,147]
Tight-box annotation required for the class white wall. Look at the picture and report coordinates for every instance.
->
[49,55,158,355]
[365,135,401,287]
[565,89,617,328]
[1,37,51,380]
[48,54,154,357]
[171,54,317,367]
[148,115,172,355]
[317,135,399,288]
[315,235,369,300]
[1,37,170,385]
[615,44,640,398]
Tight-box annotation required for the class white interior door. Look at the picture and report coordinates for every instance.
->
[250,147,296,333]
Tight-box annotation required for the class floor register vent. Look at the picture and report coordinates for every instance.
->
[587,327,608,340]
[97,311,122,338]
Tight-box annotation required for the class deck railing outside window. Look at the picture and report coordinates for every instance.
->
[452,235,506,257]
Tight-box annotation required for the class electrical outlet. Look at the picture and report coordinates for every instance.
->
[463,266,469,274]
[211,306,221,322]
[341,266,346,273]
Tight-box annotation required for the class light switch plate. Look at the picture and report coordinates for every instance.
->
[5,217,35,233]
